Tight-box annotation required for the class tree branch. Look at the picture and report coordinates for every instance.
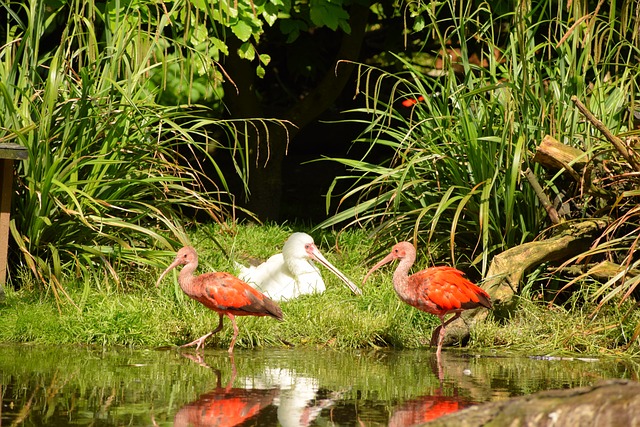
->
[285,3,369,129]
[523,167,561,225]
[571,95,640,172]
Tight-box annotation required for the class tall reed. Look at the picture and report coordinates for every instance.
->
[319,0,640,288]
[0,0,241,298]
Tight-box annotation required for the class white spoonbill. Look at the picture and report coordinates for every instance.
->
[236,232,362,301]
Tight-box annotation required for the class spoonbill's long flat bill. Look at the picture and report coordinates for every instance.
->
[237,232,362,301]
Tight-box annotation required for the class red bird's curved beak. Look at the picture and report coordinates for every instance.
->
[362,252,397,284]
[156,257,182,287]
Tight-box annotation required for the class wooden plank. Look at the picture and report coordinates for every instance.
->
[0,143,28,160]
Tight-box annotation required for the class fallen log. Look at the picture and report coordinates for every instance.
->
[443,219,608,346]
[482,219,609,305]
[559,260,640,283]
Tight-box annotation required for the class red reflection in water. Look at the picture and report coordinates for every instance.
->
[385,351,475,426]
[388,391,474,426]
[173,351,475,426]
[173,387,278,427]
[173,354,278,427]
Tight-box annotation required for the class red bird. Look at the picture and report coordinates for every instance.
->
[389,392,474,426]
[156,246,284,354]
[363,241,492,357]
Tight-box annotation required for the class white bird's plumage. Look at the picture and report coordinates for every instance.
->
[237,232,362,301]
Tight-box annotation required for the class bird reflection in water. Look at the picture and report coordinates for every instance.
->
[388,390,474,427]
[246,367,341,427]
[386,352,476,427]
[173,353,278,427]
[175,352,473,426]
[178,352,341,427]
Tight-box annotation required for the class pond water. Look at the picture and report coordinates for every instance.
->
[0,344,636,426]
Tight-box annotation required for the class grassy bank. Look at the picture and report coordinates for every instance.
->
[1,224,638,357]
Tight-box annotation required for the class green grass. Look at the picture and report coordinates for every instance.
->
[472,296,640,356]
[2,223,640,358]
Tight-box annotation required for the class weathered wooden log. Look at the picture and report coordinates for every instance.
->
[560,260,640,283]
[442,219,609,346]
[532,134,587,178]
[482,219,608,304]
[423,379,640,427]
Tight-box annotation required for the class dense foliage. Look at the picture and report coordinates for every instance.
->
[2,0,640,352]
[0,0,388,291]
[1,0,245,294]
[320,0,640,310]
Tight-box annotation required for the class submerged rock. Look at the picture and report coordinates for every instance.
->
[424,379,640,427]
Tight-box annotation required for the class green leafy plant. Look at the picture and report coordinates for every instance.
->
[319,2,539,275]
[0,0,247,298]
[319,0,640,292]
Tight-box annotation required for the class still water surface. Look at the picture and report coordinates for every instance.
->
[0,344,635,426]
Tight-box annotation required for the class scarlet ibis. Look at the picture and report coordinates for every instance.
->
[363,241,492,357]
[156,246,284,354]
[236,232,362,301]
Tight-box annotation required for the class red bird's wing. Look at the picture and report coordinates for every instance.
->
[409,267,491,314]
[194,272,283,319]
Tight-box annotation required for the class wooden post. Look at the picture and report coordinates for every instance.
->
[0,158,13,285]
[0,143,28,300]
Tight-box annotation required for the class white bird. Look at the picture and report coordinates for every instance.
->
[236,232,362,301]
